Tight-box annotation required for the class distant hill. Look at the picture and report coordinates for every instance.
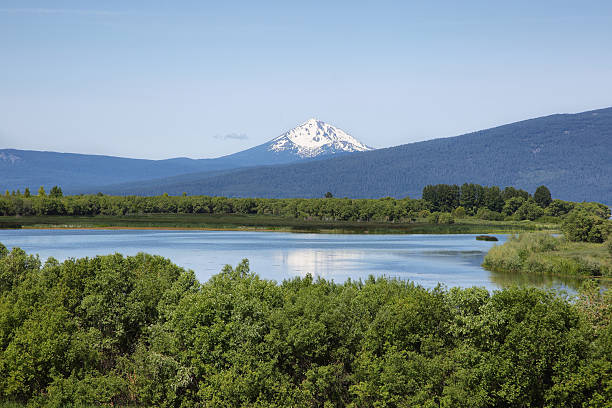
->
[98,107,612,203]
[0,119,369,193]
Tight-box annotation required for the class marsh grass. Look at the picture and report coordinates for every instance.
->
[483,232,612,277]
[0,214,557,234]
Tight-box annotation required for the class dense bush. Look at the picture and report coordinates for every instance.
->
[437,212,454,224]
[562,210,611,243]
[451,205,466,218]
[0,244,611,407]
[0,194,431,223]
[545,199,575,217]
[476,207,503,221]
[426,212,455,224]
[513,198,545,221]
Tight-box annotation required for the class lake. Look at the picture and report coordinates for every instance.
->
[0,229,582,291]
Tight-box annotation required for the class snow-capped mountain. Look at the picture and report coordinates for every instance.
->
[267,118,372,158]
[1,119,374,193]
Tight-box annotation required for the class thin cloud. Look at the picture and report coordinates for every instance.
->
[214,133,249,141]
[0,8,122,16]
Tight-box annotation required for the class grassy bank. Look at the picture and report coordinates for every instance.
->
[0,214,557,234]
[483,232,612,278]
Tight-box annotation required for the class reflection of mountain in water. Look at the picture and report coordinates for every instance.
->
[276,250,366,278]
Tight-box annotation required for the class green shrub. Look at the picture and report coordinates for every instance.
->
[437,212,454,224]
[502,196,525,216]
[418,209,431,219]
[545,199,575,217]
[514,198,545,221]
[451,206,466,218]
[562,210,607,243]
[476,207,503,221]
[426,211,439,223]
[1,246,611,407]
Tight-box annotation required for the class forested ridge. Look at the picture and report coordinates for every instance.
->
[2,107,611,203]
[0,245,611,407]
[97,107,612,203]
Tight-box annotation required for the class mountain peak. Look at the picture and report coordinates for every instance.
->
[268,119,372,158]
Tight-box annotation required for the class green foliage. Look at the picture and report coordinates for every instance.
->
[0,247,610,406]
[425,183,505,214]
[562,210,610,243]
[573,202,612,219]
[37,186,45,197]
[0,184,608,232]
[0,249,186,406]
[0,193,434,223]
[501,186,531,201]
[476,207,503,221]
[48,186,63,198]
[422,184,460,212]
[534,185,552,208]
[545,199,575,217]
[437,212,454,224]
[502,196,525,216]
[514,198,545,221]
[427,212,455,224]
[451,206,466,218]
[483,232,612,277]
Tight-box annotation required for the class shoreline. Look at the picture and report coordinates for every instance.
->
[3,224,554,235]
[19,225,283,232]
[0,215,559,235]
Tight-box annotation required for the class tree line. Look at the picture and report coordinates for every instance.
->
[0,245,610,407]
[422,183,610,225]
[0,184,609,225]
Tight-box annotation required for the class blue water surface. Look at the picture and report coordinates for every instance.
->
[0,229,577,291]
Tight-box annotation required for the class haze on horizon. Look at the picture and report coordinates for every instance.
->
[1,0,611,160]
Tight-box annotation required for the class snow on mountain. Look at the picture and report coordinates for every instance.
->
[268,118,372,158]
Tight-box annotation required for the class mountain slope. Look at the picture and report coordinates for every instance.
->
[99,107,612,203]
[0,149,241,193]
[0,119,369,192]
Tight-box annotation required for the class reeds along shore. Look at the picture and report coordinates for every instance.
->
[483,232,612,277]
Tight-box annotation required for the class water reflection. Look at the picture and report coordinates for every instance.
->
[489,270,605,292]
[275,249,365,278]
[0,229,595,292]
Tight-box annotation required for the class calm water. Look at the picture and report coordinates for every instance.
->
[0,229,582,291]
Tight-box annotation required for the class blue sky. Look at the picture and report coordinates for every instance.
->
[1,0,611,159]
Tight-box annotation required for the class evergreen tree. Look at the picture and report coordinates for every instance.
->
[534,185,552,208]
[49,186,63,198]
